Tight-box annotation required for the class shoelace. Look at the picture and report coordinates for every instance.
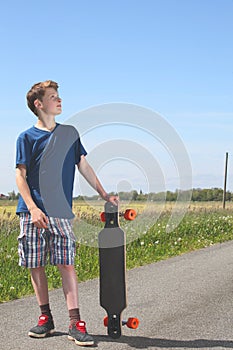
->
[76,321,86,334]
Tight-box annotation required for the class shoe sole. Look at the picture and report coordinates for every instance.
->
[28,329,55,338]
[68,334,94,346]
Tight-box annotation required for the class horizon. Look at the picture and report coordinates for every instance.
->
[2,186,232,199]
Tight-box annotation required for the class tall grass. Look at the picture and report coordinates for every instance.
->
[1,202,233,302]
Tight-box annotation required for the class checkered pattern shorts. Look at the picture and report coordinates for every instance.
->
[18,213,76,268]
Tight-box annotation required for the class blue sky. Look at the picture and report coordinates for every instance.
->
[0,0,233,195]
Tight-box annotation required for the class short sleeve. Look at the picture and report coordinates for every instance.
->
[16,135,31,168]
[75,138,87,165]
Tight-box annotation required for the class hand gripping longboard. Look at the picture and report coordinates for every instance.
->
[98,202,139,339]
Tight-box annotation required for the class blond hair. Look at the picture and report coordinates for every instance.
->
[26,80,59,116]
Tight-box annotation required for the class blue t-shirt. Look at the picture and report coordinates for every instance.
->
[16,123,87,219]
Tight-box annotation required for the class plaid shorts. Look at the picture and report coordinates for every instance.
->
[18,213,76,268]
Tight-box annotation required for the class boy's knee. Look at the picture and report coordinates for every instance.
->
[57,264,74,272]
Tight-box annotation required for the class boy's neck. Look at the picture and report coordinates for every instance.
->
[35,116,57,132]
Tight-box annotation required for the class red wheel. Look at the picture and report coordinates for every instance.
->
[103,316,108,327]
[100,212,106,222]
[126,317,139,329]
[124,209,137,221]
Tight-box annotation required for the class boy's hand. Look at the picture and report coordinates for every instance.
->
[106,195,119,206]
[30,207,49,229]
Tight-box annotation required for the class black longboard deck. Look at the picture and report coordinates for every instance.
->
[98,202,126,338]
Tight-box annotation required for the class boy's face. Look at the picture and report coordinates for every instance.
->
[35,87,62,117]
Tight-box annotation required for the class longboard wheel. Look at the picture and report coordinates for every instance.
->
[100,212,106,222]
[124,209,137,221]
[103,316,139,329]
[103,316,108,327]
[126,317,139,329]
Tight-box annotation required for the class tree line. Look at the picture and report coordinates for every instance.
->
[75,188,233,202]
[2,187,233,202]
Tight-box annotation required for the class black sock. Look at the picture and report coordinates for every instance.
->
[40,303,52,318]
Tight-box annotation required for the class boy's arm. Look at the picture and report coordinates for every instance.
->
[16,165,48,228]
[77,155,118,205]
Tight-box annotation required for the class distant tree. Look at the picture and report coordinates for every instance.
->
[137,192,148,201]
[131,190,138,201]
[8,190,19,200]
[191,188,232,202]
[166,191,177,201]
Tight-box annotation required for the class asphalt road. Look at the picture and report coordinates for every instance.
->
[2,241,233,350]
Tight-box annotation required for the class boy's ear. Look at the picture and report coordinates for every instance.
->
[34,99,42,109]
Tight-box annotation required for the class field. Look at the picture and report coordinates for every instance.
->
[1,200,233,303]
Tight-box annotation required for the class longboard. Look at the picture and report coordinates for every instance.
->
[98,202,139,338]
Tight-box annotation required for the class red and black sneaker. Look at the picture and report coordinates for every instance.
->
[68,320,94,346]
[28,314,55,338]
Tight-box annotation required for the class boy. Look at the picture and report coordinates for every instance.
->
[15,80,118,347]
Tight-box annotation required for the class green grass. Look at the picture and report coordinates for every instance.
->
[126,210,233,268]
[1,204,233,302]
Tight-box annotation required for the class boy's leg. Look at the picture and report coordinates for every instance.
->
[50,217,94,346]
[17,214,54,338]
[57,264,79,309]
[57,264,94,346]
[30,267,49,306]
[28,266,55,338]
[57,264,80,323]
[49,218,80,319]
[30,267,52,320]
